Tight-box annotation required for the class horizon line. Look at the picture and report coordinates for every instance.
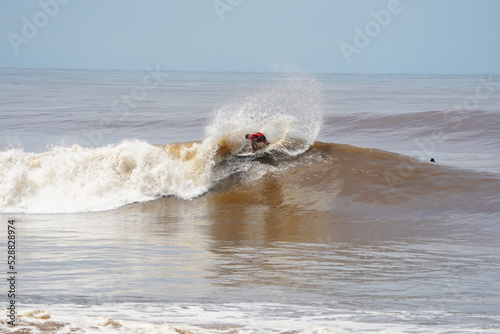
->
[0,66,498,76]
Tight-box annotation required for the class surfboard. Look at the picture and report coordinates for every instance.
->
[236,143,272,157]
[236,152,256,157]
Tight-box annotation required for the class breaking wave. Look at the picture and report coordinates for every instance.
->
[0,72,323,214]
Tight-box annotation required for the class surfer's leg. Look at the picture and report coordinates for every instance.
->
[251,140,258,152]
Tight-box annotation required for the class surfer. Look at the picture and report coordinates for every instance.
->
[245,132,269,153]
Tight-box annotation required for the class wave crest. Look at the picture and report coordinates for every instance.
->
[1,72,324,214]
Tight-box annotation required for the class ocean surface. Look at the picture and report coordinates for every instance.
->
[0,68,499,333]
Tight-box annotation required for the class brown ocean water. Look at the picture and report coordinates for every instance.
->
[0,69,499,333]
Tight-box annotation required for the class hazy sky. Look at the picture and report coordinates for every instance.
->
[1,0,499,74]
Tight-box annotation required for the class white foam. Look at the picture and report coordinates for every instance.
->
[0,140,213,214]
[205,71,323,156]
[4,303,498,334]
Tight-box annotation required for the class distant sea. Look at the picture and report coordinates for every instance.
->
[1,68,499,333]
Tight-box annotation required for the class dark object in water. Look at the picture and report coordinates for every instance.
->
[430,158,435,163]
